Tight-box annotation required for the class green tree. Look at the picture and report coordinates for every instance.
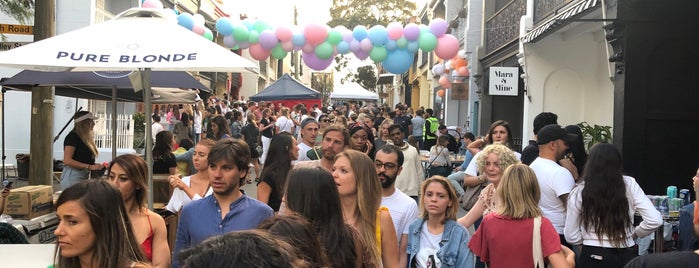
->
[328,0,416,87]
[0,0,34,41]
[345,65,377,91]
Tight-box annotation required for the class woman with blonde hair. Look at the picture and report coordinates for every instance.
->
[333,150,399,267]
[107,154,170,267]
[60,111,101,190]
[469,164,575,268]
[407,176,474,267]
[457,144,520,228]
[166,139,216,213]
[374,119,393,150]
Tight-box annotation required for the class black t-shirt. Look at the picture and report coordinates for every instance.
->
[445,133,459,153]
[241,123,261,146]
[153,153,176,174]
[624,251,699,268]
[260,118,274,138]
[521,140,539,165]
[259,174,282,212]
[64,131,95,164]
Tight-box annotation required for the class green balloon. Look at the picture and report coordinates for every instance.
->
[327,30,342,45]
[418,32,437,52]
[369,46,387,62]
[315,42,334,60]
[396,37,408,48]
[248,30,259,44]
[253,21,271,33]
[232,26,249,41]
[203,31,214,41]
[271,44,288,59]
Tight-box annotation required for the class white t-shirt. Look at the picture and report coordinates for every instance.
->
[276,116,294,133]
[193,111,202,134]
[381,188,419,243]
[465,150,522,176]
[165,176,214,213]
[529,157,575,234]
[152,122,164,142]
[415,224,443,268]
[297,142,313,162]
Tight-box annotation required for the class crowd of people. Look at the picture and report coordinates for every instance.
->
[40,99,699,267]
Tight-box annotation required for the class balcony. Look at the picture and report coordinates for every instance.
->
[485,0,526,55]
[534,0,574,23]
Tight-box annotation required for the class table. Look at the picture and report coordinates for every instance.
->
[420,154,465,177]
[653,215,679,253]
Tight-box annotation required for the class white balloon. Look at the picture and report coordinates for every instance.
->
[192,14,205,26]
[431,64,445,75]
[444,60,452,70]
[457,50,466,59]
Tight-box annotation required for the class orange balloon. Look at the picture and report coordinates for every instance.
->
[437,89,445,97]
[457,66,469,76]
[453,58,465,69]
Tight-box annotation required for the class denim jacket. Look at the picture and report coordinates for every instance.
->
[406,218,475,268]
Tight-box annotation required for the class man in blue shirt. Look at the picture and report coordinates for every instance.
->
[172,139,273,268]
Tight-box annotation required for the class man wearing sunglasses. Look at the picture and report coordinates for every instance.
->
[375,144,419,268]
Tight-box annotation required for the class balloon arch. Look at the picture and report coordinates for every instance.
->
[141,0,467,76]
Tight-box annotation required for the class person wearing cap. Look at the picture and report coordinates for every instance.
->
[60,111,101,190]
[529,124,577,247]
[521,112,559,165]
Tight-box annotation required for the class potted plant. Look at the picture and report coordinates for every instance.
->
[576,121,612,151]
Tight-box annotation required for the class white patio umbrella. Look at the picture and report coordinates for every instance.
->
[0,8,259,208]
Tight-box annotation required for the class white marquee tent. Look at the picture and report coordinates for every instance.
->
[330,82,379,100]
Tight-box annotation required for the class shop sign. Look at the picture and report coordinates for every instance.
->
[489,67,519,96]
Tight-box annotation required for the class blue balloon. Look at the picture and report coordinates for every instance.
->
[337,41,350,54]
[215,18,234,36]
[292,33,306,47]
[385,40,397,51]
[407,41,419,53]
[242,19,255,31]
[177,13,194,30]
[353,25,368,41]
[382,49,414,74]
[368,25,388,46]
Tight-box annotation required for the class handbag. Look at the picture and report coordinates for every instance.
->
[460,178,486,211]
[532,216,553,268]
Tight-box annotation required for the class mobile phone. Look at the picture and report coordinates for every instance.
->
[3,181,13,190]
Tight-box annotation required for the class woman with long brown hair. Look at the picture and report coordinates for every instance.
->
[60,111,101,190]
[333,150,399,267]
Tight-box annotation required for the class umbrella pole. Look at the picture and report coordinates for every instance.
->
[142,68,154,210]
[1,87,5,183]
[112,85,117,161]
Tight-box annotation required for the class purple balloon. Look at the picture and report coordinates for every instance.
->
[223,35,236,48]
[258,30,278,50]
[355,50,369,60]
[403,23,420,41]
[342,31,354,43]
[237,41,250,49]
[349,40,361,53]
[429,18,448,37]
[303,51,334,70]
[360,39,373,52]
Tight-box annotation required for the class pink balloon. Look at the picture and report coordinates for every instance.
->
[302,43,315,54]
[192,25,205,35]
[249,43,271,61]
[360,39,373,52]
[355,50,369,60]
[387,22,403,40]
[302,52,334,70]
[276,26,293,42]
[435,34,459,60]
[457,66,470,76]
[349,40,361,52]
[293,45,303,51]
[281,41,294,52]
[439,76,451,88]
[142,0,163,9]
[304,23,329,46]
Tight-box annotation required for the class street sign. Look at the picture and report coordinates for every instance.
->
[0,23,34,35]
[0,42,31,51]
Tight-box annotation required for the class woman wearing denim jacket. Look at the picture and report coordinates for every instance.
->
[407,176,475,267]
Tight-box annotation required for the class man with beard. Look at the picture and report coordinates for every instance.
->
[295,125,349,172]
[296,118,319,162]
[172,139,274,268]
[375,144,419,268]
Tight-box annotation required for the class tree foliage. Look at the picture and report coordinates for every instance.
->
[328,0,416,87]
[0,0,34,24]
[344,65,377,92]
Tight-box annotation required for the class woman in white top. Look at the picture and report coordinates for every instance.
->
[428,135,452,177]
[564,143,662,268]
[165,139,216,213]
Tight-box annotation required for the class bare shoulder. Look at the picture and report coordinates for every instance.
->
[146,210,167,228]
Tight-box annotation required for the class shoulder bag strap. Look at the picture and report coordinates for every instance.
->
[532,216,545,268]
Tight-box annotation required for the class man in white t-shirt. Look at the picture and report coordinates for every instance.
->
[375,144,419,268]
[151,114,164,142]
[529,124,577,247]
[296,118,319,162]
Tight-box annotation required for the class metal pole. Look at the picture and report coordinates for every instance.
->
[112,85,118,160]
[1,87,6,183]
[142,68,154,209]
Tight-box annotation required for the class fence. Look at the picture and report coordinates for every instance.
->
[94,113,134,150]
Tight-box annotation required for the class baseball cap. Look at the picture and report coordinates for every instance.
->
[74,112,98,123]
[536,124,577,145]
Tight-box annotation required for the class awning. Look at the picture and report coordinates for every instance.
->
[377,74,394,85]
[521,0,600,44]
